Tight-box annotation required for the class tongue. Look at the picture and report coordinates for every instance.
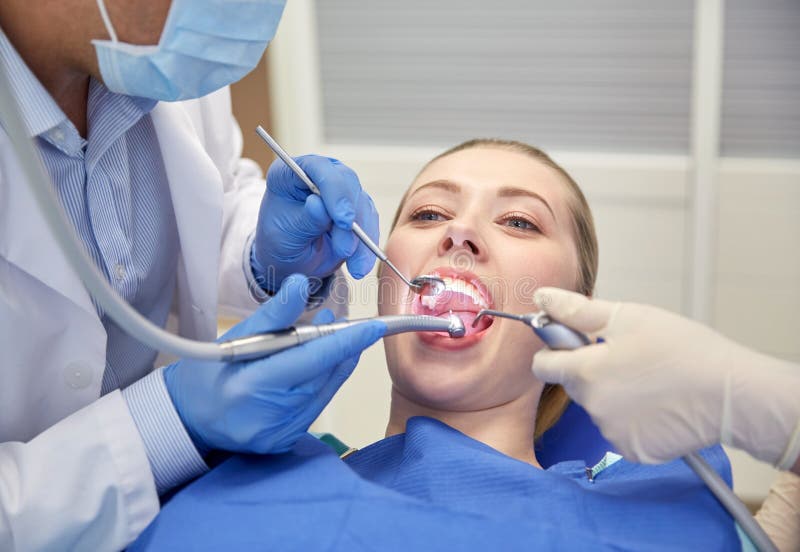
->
[414,290,490,337]
[449,311,492,336]
[418,289,481,314]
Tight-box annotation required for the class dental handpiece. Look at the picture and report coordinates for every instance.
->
[218,314,465,362]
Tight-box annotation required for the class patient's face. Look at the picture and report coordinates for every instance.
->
[379,147,580,412]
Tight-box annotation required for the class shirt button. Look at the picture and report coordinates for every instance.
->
[114,263,127,281]
[63,362,94,390]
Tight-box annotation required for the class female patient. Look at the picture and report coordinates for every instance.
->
[377,138,593,459]
[131,140,739,551]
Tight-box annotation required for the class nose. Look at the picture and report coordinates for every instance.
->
[437,222,487,261]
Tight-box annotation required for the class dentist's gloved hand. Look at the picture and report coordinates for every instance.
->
[531,287,800,469]
[252,155,379,294]
[163,274,385,455]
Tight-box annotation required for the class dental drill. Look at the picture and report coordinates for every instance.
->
[220,314,465,361]
[472,308,778,552]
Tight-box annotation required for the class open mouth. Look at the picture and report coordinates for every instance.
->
[411,269,494,338]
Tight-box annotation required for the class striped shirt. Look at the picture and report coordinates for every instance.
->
[0,30,206,493]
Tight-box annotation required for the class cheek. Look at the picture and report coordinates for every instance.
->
[383,227,434,268]
[382,230,412,279]
[495,241,578,307]
[532,253,576,289]
[379,228,440,315]
[378,233,416,317]
[377,270,405,316]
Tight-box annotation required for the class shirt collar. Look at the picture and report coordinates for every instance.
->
[0,28,71,139]
[85,79,157,169]
[0,29,157,159]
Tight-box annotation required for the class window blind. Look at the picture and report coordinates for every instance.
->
[315,0,695,153]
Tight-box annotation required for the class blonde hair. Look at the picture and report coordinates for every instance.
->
[391,138,599,439]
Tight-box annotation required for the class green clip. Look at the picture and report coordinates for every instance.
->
[586,452,623,483]
[312,432,358,459]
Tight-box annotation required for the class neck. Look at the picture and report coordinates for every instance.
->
[386,385,543,467]
[0,0,103,137]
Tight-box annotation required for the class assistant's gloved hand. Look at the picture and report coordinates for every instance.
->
[755,471,800,551]
[531,287,800,468]
[252,155,379,293]
[163,274,385,455]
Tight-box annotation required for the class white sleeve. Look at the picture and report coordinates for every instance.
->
[0,391,158,551]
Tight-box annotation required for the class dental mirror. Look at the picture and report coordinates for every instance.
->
[255,125,445,297]
[384,265,444,296]
[410,274,446,296]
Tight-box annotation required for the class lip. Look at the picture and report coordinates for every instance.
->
[410,267,495,349]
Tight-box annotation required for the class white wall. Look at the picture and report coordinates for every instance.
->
[266,0,799,505]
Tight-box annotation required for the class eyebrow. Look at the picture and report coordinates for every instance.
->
[497,186,556,220]
[407,179,461,200]
[408,179,556,221]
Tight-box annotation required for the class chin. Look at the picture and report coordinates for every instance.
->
[389,351,500,411]
[392,363,483,410]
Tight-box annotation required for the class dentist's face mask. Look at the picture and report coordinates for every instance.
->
[92,0,286,101]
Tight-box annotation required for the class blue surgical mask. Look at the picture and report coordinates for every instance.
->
[92,0,286,101]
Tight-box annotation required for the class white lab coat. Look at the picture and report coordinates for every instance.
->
[0,87,342,551]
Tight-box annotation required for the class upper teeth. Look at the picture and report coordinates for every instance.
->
[440,276,488,308]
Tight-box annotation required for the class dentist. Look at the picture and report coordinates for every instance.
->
[0,0,383,550]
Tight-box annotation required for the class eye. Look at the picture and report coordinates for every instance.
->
[409,205,450,223]
[498,212,540,233]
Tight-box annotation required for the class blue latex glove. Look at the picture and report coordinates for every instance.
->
[163,274,385,455]
[252,155,379,293]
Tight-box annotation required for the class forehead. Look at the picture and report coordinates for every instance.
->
[409,147,572,209]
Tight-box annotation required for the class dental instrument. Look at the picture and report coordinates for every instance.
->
[473,308,778,552]
[255,126,445,297]
[0,63,455,363]
[220,314,465,361]
[472,309,591,350]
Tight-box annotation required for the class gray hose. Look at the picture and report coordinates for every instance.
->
[683,452,777,552]
[0,59,225,361]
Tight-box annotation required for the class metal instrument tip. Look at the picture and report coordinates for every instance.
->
[448,313,466,338]
[410,275,446,296]
[472,309,528,328]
